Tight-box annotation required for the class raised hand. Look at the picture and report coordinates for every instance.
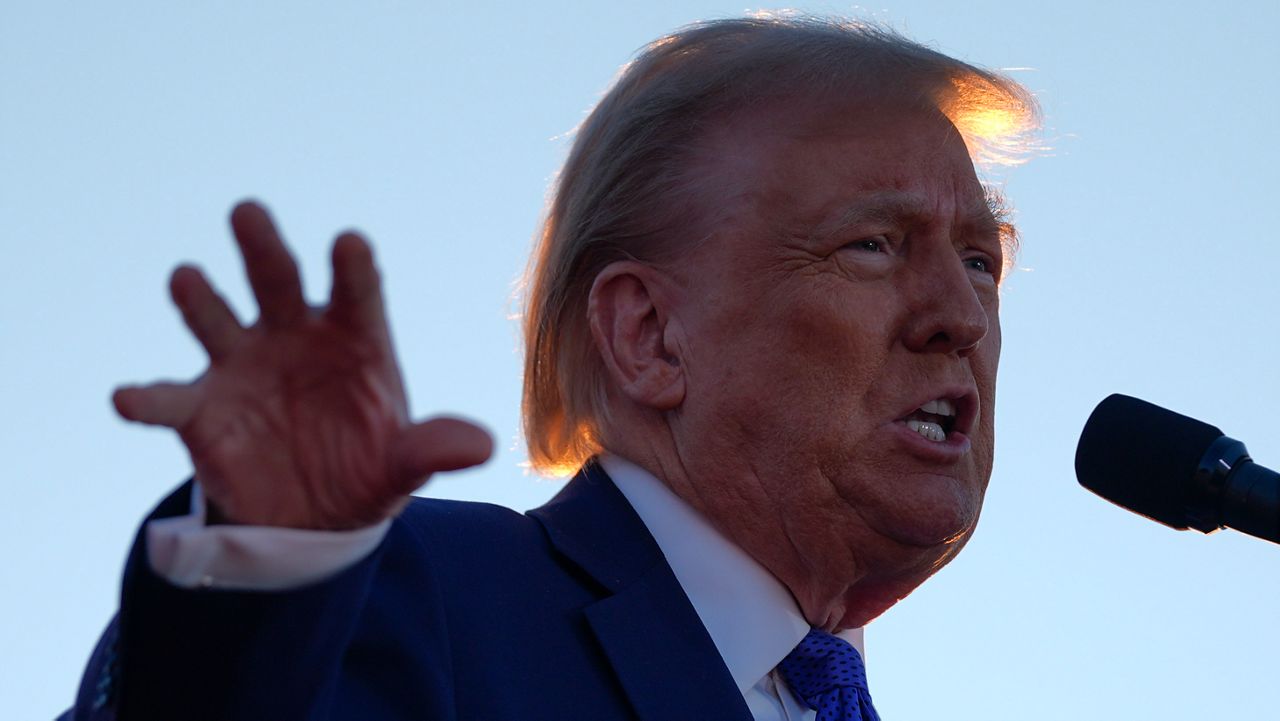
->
[112,202,493,530]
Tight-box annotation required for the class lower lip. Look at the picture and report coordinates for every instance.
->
[887,422,972,463]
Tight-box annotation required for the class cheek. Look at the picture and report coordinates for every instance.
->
[971,317,1001,476]
[756,325,895,467]
[977,316,1002,411]
[681,269,903,449]
[748,290,889,390]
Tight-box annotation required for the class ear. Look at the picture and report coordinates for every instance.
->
[587,261,685,411]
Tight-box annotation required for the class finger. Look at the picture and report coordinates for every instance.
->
[328,232,388,333]
[390,416,494,493]
[229,201,307,328]
[112,382,201,429]
[169,265,244,362]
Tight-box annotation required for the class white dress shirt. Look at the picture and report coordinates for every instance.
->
[601,454,864,721]
[147,484,389,590]
[148,458,867,720]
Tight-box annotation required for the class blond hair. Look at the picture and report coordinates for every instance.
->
[522,15,1039,475]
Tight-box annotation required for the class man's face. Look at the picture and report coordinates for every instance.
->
[665,99,1004,628]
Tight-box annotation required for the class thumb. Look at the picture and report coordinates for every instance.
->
[390,416,494,493]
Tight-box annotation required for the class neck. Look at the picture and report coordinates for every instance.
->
[601,429,885,631]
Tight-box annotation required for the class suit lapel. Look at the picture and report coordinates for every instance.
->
[529,463,753,721]
[584,566,754,720]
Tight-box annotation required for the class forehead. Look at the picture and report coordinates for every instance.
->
[695,96,989,229]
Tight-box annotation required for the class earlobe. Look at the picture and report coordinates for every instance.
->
[588,262,686,411]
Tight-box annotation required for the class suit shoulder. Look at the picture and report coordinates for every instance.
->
[390,496,545,556]
[375,496,590,610]
[398,495,531,529]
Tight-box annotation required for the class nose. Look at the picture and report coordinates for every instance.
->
[901,251,990,357]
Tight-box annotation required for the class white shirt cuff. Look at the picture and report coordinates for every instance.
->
[145,482,391,591]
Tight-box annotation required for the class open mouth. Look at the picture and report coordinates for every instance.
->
[902,398,957,442]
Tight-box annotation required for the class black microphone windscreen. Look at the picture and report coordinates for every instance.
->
[1075,394,1223,529]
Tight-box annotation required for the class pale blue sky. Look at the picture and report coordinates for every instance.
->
[3,2,1278,718]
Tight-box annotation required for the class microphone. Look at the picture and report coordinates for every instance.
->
[1075,394,1280,545]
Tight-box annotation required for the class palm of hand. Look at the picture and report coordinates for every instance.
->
[114,202,492,530]
[184,322,407,528]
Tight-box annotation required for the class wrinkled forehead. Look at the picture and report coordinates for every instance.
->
[692,93,986,213]
[665,93,1017,280]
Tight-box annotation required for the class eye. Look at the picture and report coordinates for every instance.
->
[963,253,1001,277]
[846,236,888,253]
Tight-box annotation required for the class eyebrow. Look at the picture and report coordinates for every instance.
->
[825,188,1011,244]
[982,186,1010,224]
[827,191,930,233]
[981,185,1019,252]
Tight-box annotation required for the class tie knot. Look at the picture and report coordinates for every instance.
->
[778,629,869,699]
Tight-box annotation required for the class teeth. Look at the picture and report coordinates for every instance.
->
[906,419,947,442]
[919,398,956,417]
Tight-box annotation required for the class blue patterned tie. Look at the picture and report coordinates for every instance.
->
[778,629,882,721]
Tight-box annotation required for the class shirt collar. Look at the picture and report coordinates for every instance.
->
[600,453,864,693]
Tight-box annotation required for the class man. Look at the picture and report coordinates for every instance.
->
[67,15,1037,721]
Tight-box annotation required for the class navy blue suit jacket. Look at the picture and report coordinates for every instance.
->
[67,463,754,720]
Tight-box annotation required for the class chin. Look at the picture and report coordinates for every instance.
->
[901,509,979,548]
[875,485,983,549]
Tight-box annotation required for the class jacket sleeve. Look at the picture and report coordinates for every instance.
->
[66,481,395,721]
